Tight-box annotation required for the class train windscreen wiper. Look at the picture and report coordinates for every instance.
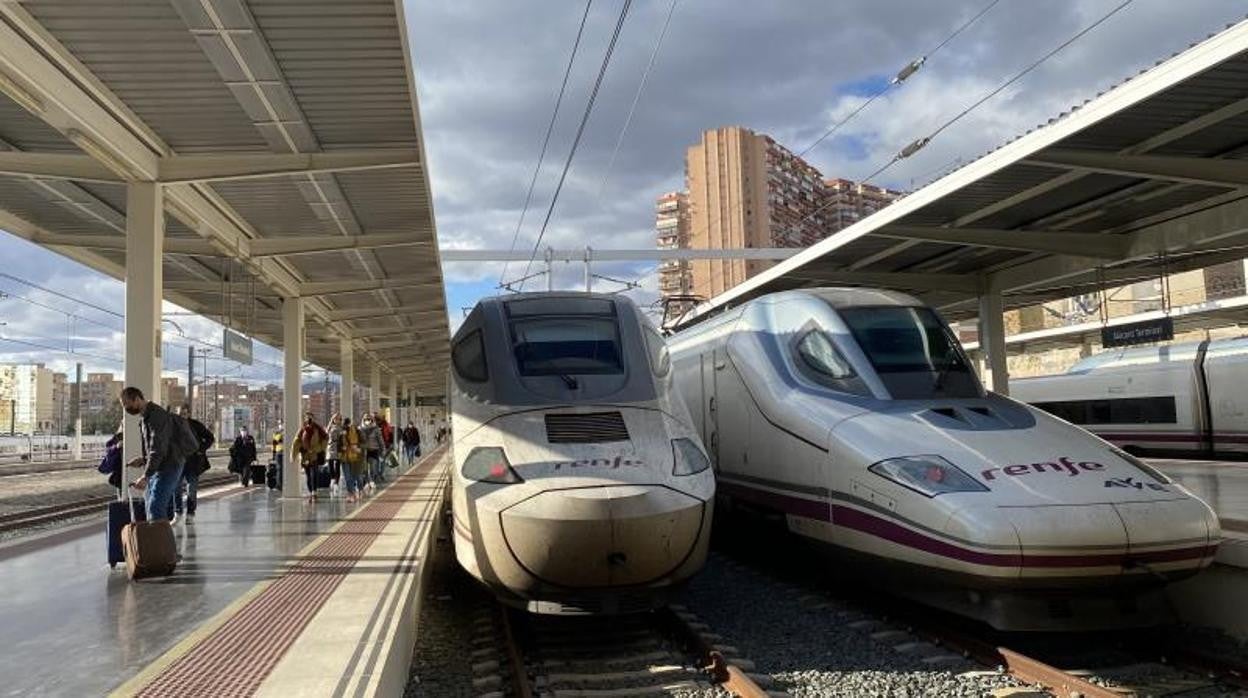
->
[557,373,580,390]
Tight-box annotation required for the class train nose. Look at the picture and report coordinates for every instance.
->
[500,485,706,587]
[946,500,1216,581]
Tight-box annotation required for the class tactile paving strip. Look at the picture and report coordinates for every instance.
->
[134,450,445,698]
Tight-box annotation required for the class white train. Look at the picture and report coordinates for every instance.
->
[448,293,714,614]
[1012,337,1248,458]
[669,288,1219,630]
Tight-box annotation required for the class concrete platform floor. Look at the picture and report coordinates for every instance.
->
[0,479,401,697]
[1150,458,1248,530]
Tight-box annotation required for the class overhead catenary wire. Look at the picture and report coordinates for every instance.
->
[862,0,1135,186]
[796,0,1003,158]
[595,0,679,200]
[516,0,635,291]
[497,0,595,289]
[760,0,1137,250]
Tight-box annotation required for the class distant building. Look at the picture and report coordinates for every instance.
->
[0,364,55,433]
[161,376,187,410]
[307,389,339,423]
[823,178,903,232]
[655,191,694,317]
[672,126,902,303]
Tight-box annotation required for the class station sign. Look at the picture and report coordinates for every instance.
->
[401,396,445,407]
[223,329,254,365]
[1100,317,1174,348]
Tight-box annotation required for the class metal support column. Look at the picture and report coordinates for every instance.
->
[386,372,397,422]
[71,362,82,460]
[369,364,381,414]
[584,246,592,293]
[123,182,164,469]
[340,339,354,422]
[977,278,1009,396]
[281,296,304,499]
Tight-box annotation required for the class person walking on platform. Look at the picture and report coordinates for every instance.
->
[271,423,284,474]
[341,417,366,503]
[360,413,384,492]
[402,421,421,465]
[326,413,344,492]
[230,427,258,486]
[376,413,393,483]
[121,387,193,523]
[173,404,214,523]
[292,412,328,503]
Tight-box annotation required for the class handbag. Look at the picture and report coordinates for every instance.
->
[385,450,399,469]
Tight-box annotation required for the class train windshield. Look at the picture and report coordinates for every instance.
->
[839,306,980,399]
[507,298,624,376]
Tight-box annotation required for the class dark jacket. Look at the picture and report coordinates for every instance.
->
[140,402,192,477]
[185,418,215,476]
[230,434,258,471]
[402,426,420,447]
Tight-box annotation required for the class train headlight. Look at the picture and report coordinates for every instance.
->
[461,447,524,485]
[672,438,711,476]
[868,455,989,497]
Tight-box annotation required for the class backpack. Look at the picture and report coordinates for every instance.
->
[169,413,200,462]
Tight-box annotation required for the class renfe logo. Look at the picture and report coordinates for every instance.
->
[981,457,1104,481]
[553,456,645,470]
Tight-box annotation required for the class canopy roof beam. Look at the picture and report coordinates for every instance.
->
[0,149,420,184]
[1026,149,1248,189]
[298,275,442,297]
[786,269,980,294]
[248,233,430,258]
[875,225,1130,259]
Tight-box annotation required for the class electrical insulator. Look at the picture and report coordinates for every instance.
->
[899,137,931,159]
[892,56,926,85]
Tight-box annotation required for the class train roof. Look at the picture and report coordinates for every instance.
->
[1066,335,1248,373]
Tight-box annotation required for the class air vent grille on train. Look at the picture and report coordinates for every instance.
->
[545,412,630,443]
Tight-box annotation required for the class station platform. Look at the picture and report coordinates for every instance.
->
[1152,459,1248,566]
[0,449,448,697]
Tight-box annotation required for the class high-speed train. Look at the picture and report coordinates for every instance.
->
[669,288,1219,630]
[448,292,715,614]
[1012,337,1248,459]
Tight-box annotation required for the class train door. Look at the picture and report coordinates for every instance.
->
[700,351,719,470]
[1204,341,1248,456]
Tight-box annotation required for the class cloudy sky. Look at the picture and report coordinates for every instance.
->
[0,0,1244,382]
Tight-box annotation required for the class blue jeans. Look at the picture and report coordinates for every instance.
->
[174,467,200,515]
[146,463,185,522]
[343,467,361,495]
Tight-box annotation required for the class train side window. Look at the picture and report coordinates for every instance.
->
[452,329,488,382]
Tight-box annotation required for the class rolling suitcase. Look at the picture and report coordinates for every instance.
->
[107,497,146,568]
[122,518,177,580]
[116,461,177,580]
[249,463,267,486]
[266,462,279,489]
[315,464,332,490]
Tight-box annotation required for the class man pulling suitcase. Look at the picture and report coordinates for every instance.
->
[119,387,195,579]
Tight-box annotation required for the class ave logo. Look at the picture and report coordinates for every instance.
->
[1104,476,1169,492]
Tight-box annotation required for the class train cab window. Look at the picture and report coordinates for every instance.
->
[452,329,488,382]
[839,306,979,399]
[1034,396,1176,425]
[794,331,870,397]
[509,315,624,376]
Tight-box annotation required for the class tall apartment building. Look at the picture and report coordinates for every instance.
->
[672,127,904,304]
[684,127,831,299]
[655,191,693,300]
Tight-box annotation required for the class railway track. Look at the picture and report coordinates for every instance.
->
[473,600,779,698]
[0,450,230,477]
[711,548,1248,698]
[0,473,239,534]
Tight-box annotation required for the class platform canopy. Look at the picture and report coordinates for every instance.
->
[0,0,448,393]
[679,18,1248,331]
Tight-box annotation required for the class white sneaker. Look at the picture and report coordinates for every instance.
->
[170,513,179,525]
